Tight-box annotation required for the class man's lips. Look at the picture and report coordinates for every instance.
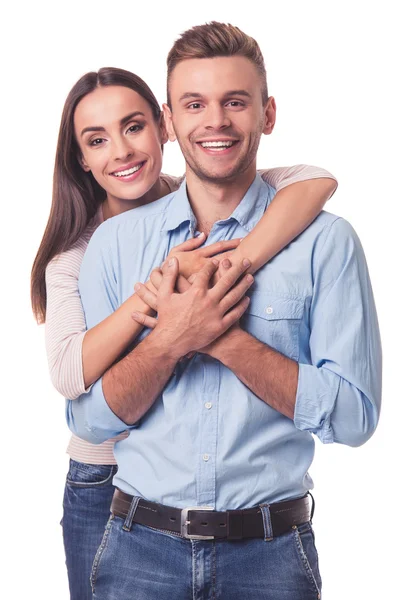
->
[196,139,240,154]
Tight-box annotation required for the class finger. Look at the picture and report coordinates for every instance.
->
[176,274,191,293]
[170,232,206,254]
[150,267,163,290]
[134,284,158,311]
[221,296,251,329]
[219,273,254,314]
[218,257,232,278]
[191,258,219,288]
[201,238,240,258]
[211,259,251,301]
[158,257,179,298]
[131,312,158,329]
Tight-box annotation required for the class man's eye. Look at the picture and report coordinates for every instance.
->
[227,101,243,107]
[188,103,202,110]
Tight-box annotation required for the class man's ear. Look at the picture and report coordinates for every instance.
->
[158,112,169,145]
[162,103,177,142]
[78,154,91,172]
[263,96,277,136]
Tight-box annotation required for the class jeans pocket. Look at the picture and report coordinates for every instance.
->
[90,514,115,594]
[66,459,117,488]
[292,522,322,598]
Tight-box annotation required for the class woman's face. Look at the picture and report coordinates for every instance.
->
[74,85,166,205]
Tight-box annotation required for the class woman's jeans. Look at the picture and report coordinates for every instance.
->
[91,513,322,599]
[62,459,117,600]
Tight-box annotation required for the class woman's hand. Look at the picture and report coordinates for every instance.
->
[167,234,241,280]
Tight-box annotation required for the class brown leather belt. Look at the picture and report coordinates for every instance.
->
[111,489,312,540]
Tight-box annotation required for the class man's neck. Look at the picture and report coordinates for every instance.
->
[185,164,257,235]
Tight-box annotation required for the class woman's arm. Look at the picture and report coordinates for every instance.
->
[45,248,154,399]
[45,233,228,398]
[236,165,338,272]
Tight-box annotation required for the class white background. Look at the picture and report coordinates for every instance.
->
[1,1,405,598]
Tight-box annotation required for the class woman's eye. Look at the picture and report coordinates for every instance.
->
[90,138,104,146]
[127,124,142,133]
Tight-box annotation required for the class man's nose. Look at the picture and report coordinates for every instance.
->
[204,105,231,130]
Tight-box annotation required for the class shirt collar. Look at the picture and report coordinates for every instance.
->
[162,174,274,233]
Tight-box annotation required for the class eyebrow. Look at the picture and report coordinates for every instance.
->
[178,90,252,103]
[80,111,146,137]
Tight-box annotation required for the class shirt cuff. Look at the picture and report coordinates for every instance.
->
[294,363,340,443]
[82,378,130,442]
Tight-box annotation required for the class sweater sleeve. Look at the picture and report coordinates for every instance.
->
[259,164,337,192]
[45,230,94,399]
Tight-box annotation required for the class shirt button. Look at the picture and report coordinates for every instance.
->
[203,454,210,461]
[205,402,212,410]
[265,306,273,315]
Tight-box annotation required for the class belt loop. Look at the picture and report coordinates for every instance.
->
[308,492,315,521]
[122,496,141,532]
[259,504,274,542]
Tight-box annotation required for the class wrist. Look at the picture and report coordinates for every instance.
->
[129,292,155,317]
[205,327,247,362]
[146,327,186,363]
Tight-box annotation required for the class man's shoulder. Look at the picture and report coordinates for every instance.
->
[308,210,358,241]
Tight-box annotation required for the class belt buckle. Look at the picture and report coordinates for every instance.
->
[180,506,214,540]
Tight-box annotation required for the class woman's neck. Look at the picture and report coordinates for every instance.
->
[102,176,169,221]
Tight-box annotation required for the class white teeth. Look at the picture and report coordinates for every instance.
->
[113,164,142,177]
[201,141,235,148]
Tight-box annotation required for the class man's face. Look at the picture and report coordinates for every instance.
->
[164,56,276,183]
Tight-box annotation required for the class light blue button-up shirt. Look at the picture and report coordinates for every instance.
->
[67,174,381,510]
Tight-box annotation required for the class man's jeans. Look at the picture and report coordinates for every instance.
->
[91,513,322,599]
[62,460,117,600]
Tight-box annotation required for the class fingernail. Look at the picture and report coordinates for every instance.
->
[198,231,205,238]
[168,258,175,267]
[132,311,140,318]
[222,259,231,268]
[246,274,254,283]
[135,283,141,291]
[243,258,251,268]
[212,258,219,265]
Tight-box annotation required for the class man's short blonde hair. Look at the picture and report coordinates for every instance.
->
[167,22,268,106]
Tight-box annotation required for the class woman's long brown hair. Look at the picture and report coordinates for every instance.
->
[31,67,161,323]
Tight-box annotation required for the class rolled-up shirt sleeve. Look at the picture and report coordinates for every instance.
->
[294,217,382,447]
[65,220,133,444]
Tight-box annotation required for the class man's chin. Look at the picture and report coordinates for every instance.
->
[190,164,246,184]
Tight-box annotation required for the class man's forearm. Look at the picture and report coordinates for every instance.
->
[209,329,298,419]
[102,330,179,425]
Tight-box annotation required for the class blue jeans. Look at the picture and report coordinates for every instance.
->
[91,512,322,599]
[62,460,117,600]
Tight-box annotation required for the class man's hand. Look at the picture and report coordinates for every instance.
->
[132,256,253,360]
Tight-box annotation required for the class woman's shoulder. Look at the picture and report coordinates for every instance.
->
[46,213,101,278]
[160,173,184,193]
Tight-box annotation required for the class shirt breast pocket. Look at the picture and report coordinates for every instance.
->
[243,292,305,361]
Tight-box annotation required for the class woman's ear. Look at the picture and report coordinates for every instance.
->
[162,104,177,142]
[78,154,91,172]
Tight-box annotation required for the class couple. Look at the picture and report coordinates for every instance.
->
[32,21,381,600]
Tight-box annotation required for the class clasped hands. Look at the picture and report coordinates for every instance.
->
[131,234,253,360]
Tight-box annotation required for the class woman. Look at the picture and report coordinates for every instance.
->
[31,67,337,600]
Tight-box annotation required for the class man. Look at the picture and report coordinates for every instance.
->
[67,22,381,599]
